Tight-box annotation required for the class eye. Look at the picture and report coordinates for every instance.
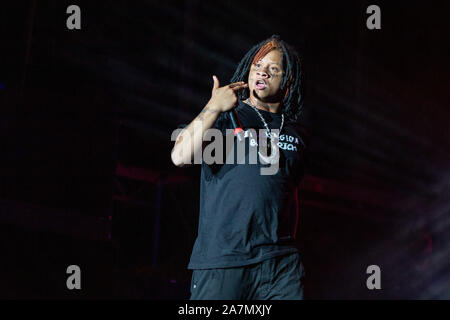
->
[271,67,279,72]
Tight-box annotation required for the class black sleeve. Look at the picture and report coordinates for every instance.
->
[292,122,309,151]
[295,124,310,183]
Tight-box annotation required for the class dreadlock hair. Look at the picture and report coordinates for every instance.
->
[230,35,304,122]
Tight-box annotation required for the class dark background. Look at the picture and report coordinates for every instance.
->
[0,0,448,299]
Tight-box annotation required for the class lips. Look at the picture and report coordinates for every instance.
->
[255,79,267,90]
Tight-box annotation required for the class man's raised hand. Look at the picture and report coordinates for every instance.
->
[208,75,248,113]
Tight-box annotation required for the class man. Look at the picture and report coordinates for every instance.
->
[171,35,308,300]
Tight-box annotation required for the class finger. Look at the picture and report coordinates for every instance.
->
[228,81,246,89]
[231,83,248,91]
[212,75,220,92]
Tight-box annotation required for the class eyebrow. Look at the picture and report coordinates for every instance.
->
[254,61,281,66]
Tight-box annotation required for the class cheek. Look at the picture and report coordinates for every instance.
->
[272,78,282,91]
[248,74,255,87]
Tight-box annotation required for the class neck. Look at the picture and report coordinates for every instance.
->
[248,96,282,114]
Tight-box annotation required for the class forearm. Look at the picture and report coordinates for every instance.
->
[171,102,221,166]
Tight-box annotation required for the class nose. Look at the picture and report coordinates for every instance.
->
[257,68,269,78]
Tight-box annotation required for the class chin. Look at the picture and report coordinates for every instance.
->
[253,91,283,104]
[254,91,272,100]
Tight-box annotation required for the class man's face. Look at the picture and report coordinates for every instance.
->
[248,49,283,103]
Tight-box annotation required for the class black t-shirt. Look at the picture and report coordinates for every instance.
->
[187,100,308,269]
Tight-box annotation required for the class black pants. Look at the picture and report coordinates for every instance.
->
[189,252,305,300]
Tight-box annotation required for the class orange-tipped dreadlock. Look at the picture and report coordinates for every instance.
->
[251,39,282,65]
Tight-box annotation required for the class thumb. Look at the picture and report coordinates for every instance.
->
[212,75,219,92]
